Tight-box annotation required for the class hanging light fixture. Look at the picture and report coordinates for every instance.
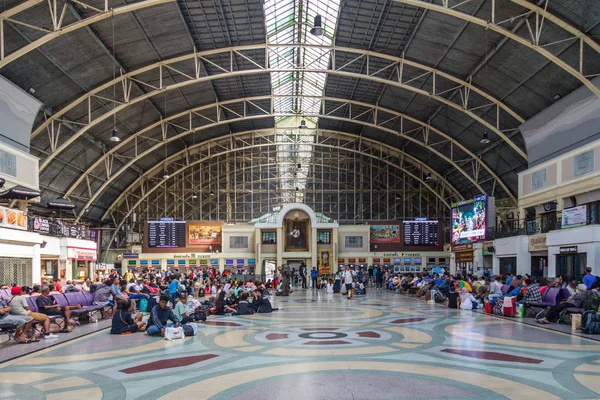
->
[191,193,198,199]
[480,131,490,144]
[162,170,170,179]
[210,190,216,196]
[310,15,324,36]
[110,128,120,142]
[298,119,307,129]
[425,172,433,180]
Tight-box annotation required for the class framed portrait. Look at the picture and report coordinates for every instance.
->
[320,250,331,274]
[284,219,308,251]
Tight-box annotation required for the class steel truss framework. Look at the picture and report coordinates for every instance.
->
[62,95,516,224]
[103,129,452,254]
[2,0,597,96]
[33,46,528,215]
[393,0,600,96]
[33,44,526,165]
[0,0,174,69]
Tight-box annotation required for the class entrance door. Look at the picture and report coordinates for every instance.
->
[556,253,586,281]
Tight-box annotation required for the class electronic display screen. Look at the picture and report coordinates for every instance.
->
[450,194,488,244]
[147,219,186,248]
[402,220,439,246]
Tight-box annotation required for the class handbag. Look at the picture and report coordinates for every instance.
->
[164,326,184,341]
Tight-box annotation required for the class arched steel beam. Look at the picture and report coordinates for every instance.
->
[102,135,456,257]
[65,96,516,208]
[0,0,174,69]
[71,108,501,223]
[102,128,461,221]
[392,0,600,96]
[32,45,527,166]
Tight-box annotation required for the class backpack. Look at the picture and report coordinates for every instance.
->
[139,298,148,313]
[582,311,600,334]
[583,291,600,311]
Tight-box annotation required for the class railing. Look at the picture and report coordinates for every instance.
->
[486,211,600,240]
[27,215,97,241]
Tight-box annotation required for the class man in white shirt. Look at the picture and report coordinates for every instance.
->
[344,267,355,299]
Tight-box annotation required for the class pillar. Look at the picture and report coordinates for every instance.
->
[32,244,41,285]
[276,227,283,267]
[311,227,318,270]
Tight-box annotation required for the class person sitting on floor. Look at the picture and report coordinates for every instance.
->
[459,287,476,310]
[446,286,459,309]
[146,294,180,337]
[236,292,255,315]
[173,292,205,323]
[252,289,277,313]
[0,301,35,343]
[8,286,58,339]
[36,285,81,333]
[111,300,146,334]
[537,284,589,324]
[210,291,237,315]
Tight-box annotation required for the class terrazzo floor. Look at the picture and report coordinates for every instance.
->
[1,289,600,399]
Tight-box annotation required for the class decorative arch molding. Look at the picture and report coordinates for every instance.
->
[255,203,339,229]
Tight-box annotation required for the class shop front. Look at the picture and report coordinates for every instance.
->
[67,247,97,280]
[555,246,586,282]
[40,237,61,281]
[452,244,474,275]
[528,234,548,278]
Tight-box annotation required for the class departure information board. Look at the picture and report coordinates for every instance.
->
[403,220,439,246]
[147,219,186,248]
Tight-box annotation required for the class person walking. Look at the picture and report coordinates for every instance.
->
[311,267,318,289]
[344,266,355,299]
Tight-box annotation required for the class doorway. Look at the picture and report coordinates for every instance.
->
[556,253,586,281]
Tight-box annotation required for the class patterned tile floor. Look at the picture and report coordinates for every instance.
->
[1,290,600,399]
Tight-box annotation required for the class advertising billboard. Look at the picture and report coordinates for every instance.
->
[187,223,222,245]
[369,225,400,243]
[450,194,488,245]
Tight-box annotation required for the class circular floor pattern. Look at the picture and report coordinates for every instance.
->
[220,372,499,400]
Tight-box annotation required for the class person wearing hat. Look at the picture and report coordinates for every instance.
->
[8,286,58,339]
[537,283,590,324]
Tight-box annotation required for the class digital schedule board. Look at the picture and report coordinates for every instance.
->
[402,220,439,246]
[147,219,186,248]
[450,194,488,245]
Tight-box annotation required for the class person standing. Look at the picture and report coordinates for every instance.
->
[300,265,307,289]
[311,267,318,289]
[584,267,596,290]
[375,267,383,290]
[344,266,355,299]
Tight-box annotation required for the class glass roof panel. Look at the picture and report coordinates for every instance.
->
[264,0,340,203]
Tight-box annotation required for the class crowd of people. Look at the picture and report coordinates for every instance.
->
[0,267,280,341]
[3,264,600,343]
[380,266,600,325]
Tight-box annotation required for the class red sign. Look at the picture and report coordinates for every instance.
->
[373,258,380,263]
[358,258,366,263]
[338,258,345,263]
[348,258,356,263]
[383,258,391,263]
